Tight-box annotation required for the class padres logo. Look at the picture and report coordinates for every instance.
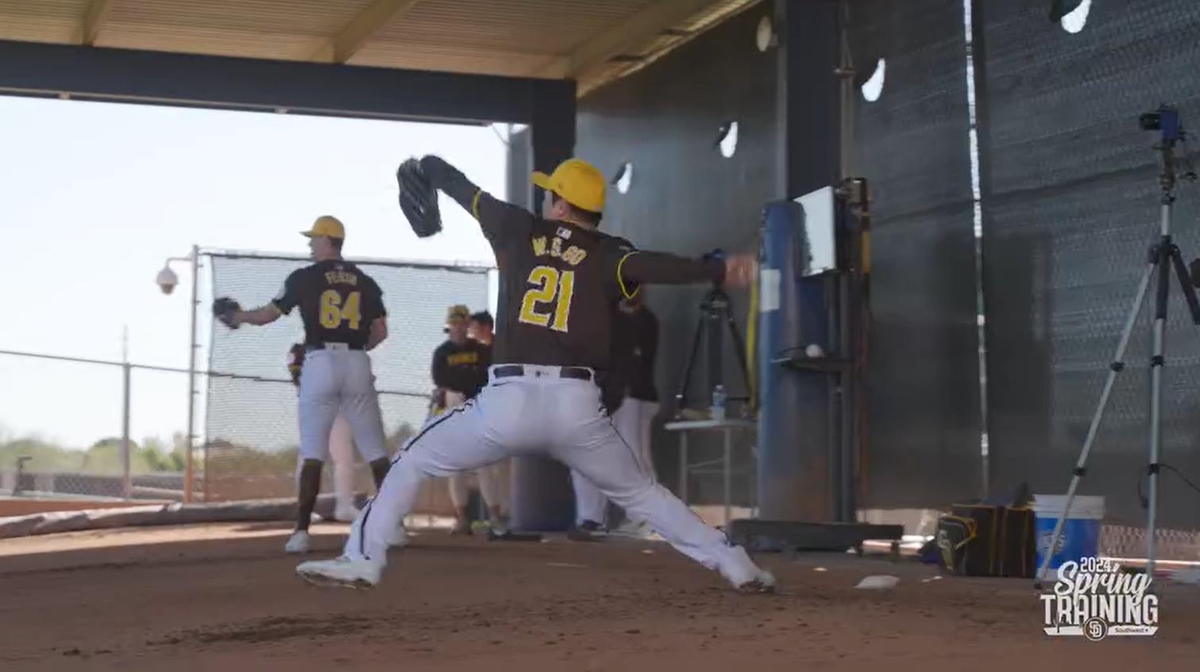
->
[1083,617,1108,642]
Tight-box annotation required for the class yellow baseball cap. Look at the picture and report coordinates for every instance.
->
[446,304,470,322]
[300,215,346,240]
[531,158,605,214]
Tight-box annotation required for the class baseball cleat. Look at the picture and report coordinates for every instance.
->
[334,505,360,523]
[567,520,608,542]
[284,530,312,555]
[296,556,382,589]
[735,569,777,594]
[720,545,777,593]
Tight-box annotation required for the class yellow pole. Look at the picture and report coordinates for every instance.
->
[745,242,759,413]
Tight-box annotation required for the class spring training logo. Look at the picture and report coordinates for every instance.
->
[1041,557,1159,641]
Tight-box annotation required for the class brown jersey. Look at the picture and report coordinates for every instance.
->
[272,259,386,349]
[475,195,633,369]
[420,156,727,371]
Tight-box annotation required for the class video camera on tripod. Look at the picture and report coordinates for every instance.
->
[672,248,753,420]
[1139,105,1182,141]
[1036,104,1200,585]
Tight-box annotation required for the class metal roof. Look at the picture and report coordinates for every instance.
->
[0,0,761,97]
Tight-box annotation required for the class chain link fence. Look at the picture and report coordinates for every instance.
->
[1,251,494,520]
[201,251,492,512]
[0,352,192,514]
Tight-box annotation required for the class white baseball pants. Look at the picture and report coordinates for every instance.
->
[295,413,358,513]
[444,391,511,515]
[298,347,388,464]
[571,397,660,525]
[345,366,750,578]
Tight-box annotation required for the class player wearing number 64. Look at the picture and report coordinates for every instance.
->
[213,215,394,555]
[296,156,772,593]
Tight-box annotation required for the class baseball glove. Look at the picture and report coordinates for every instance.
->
[287,343,305,386]
[397,158,442,238]
[212,297,241,329]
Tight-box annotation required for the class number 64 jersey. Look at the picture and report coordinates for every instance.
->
[475,196,636,372]
[272,260,387,349]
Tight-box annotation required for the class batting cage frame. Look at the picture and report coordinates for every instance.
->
[193,247,494,513]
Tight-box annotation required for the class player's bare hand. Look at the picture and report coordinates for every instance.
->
[723,253,758,288]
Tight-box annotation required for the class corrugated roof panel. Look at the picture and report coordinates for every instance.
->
[0,19,80,45]
[0,0,755,99]
[0,0,87,19]
[97,22,327,61]
[0,0,89,43]
[373,0,657,55]
[579,0,761,97]
[108,0,371,37]
[353,41,560,78]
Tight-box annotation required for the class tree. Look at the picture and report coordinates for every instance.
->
[0,437,72,471]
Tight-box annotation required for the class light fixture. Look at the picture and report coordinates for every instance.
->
[158,245,202,504]
[861,58,886,102]
[155,265,179,295]
[1059,0,1090,34]
[755,15,776,52]
[716,122,739,158]
[612,162,633,194]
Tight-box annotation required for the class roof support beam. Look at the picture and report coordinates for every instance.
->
[540,0,717,79]
[0,39,567,124]
[319,0,423,64]
[81,0,115,47]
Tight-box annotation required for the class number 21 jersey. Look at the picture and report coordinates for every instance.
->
[474,195,634,371]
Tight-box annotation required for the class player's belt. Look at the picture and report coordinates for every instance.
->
[493,365,593,382]
[306,342,364,352]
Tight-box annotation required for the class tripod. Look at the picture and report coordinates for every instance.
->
[1035,110,1200,586]
[674,285,753,414]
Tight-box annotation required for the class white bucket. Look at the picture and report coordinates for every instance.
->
[1031,494,1105,520]
[1031,494,1105,571]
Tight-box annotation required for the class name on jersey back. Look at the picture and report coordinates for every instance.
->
[325,270,358,286]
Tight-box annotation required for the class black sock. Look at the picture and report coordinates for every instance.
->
[369,457,391,491]
[296,459,323,532]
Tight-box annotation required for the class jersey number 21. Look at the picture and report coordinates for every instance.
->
[319,289,362,330]
[518,266,574,332]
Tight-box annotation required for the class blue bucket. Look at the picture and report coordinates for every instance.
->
[1032,494,1105,571]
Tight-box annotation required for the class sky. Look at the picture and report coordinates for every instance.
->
[0,95,508,448]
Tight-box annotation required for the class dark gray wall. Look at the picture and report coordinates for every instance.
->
[572,0,1200,533]
[849,0,983,509]
[576,5,776,506]
[978,0,1200,527]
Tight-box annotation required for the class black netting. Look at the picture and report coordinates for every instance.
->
[979,0,1200,530]
[202,252,491,500]
[850,0,983,508]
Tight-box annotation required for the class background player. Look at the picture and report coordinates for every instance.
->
[468,310,493,344]
[298,158,772,592]
[288,343,359,523]
[467,310,513,536]
[570,290,660,540]
[217,215,393,554]
[430,304,495,534]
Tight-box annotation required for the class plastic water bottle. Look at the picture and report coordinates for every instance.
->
[711,384,727,421]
